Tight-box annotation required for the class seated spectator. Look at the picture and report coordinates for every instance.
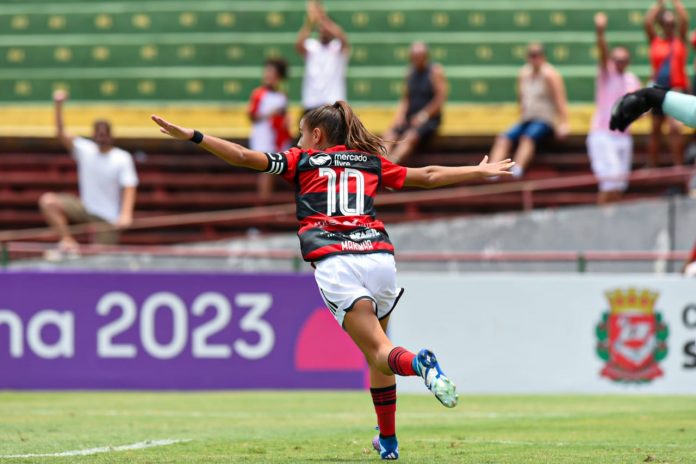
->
[383,42,447,164]
[39,90,138,254]
[587,12,641,205]
[295,0,349,114]
[488,43,569,179]
[248,58,291,201]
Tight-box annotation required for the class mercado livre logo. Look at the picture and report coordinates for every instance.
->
[595,288,668,383]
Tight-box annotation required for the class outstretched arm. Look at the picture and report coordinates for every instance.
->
[403,156,515,189]
[594,12,609,71]
[53,89,74,152]
[674,0,689,41]
[662,90,696,127]
[644,0,664,42]
[151,115,269,171]
[611,87,696,131]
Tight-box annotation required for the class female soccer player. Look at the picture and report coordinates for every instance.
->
[151,101,514,460]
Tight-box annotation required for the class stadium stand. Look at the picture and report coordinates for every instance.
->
[0,0,690,244]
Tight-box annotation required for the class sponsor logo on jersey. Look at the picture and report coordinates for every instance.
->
[348,228,380,241]
[309,153,333,167]
[341,240,374,251]
[595,288,669,383]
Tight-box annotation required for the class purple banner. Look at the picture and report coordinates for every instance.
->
[0,271,368,389]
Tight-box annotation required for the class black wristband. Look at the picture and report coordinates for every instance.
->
[189,129,204,144]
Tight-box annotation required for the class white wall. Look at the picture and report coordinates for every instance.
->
[391,274,696,394]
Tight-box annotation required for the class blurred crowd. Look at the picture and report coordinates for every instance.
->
[38,0,696,274]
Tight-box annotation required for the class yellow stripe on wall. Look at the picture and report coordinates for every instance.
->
[0,104,652,139]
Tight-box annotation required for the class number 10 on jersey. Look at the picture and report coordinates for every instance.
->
[319,167,365,216]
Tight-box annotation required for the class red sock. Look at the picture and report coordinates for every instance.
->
[371,384,397,438]
[387,347,417,376]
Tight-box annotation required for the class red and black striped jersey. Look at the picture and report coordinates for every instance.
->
[263,145,407,262]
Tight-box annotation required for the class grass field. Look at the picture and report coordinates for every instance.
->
[1,392,695,463]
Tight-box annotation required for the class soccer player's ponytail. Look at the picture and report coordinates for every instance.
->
[303,101,387,156]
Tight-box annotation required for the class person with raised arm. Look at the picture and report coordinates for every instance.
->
[38,90,138,255]
[644,0,689,166]
[587,12,641,204]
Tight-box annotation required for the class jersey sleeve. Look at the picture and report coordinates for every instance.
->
[380,157,407,190]
[118,152,139,188]
[262,147,302,183]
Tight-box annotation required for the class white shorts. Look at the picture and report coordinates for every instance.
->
[314,253,404,327]
[587,132,633,192]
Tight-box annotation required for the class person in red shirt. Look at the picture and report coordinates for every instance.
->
[645,0,689,167]
[248,58,291,201]
[151,101,514,460]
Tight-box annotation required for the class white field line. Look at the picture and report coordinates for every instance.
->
[12,408,580,419]
[0,439,189,459]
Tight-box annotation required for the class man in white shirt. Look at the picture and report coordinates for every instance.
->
[295,0,349,113]
[38,90,139,252]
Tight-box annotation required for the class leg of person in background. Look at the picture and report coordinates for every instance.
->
[647,113,664,167]
[343,300,457,459]
[667,116,685,165]
[38,192,79,252]
[387,129,419,164]
[257,174,275,203]
[510,136,537,179]
[382,127,402,156]
[488,134,513,165]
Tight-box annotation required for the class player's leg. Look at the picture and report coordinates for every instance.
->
[369,314,399,460]
[343,299,458,408]
[38,192,81,251]
[667,116,685,166]
[647,113,663,167]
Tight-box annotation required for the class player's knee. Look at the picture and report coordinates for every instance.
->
[519,136,537,148]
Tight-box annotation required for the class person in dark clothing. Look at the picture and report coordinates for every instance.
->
[383,42,447,163]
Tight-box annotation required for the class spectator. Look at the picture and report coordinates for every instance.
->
[684,241,696,277]
[587,12,641,205]
[488,43,569,179]
[295,0,349,114]
[38,90,138,254]
[644,0,688,167]
[383,42,448,164]
[248,58,291,201]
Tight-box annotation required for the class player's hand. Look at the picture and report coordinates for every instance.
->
[150,114,194,140]
[594,12,608,31]
[477,156,515,178]
[53,89,68,103]
[609,87,667,132]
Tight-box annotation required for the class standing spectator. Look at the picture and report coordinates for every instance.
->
[38,90,138,254]
[295,0,349,114]
[248,58,291,201]
[383,42,447,164]
[587,12,641,204]
[488,43,569,179]
[645,0,688,167]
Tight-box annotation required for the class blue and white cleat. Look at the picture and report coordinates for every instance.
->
[413,349,458,408]
[372,432,399,460]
